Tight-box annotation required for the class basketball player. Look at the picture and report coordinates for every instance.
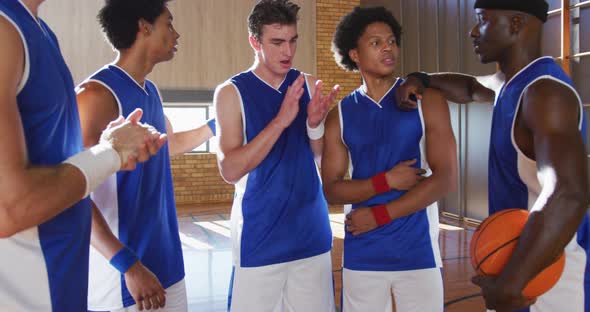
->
[76,1,215,311]
[323,6,457,311]
[0,0,166,311]
[214,0,339,310]
[396,0,590,311]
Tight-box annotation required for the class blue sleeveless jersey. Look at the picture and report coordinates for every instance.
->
[489,56,589,311]
[229,69,332,267]
[339,81,441,271]
[83,65,184,309]
[0,1,91,311]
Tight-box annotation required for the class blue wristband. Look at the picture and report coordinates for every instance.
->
[110,246,139,273]
[207,118,216,136]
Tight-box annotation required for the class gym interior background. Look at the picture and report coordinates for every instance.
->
[40,0,589,311]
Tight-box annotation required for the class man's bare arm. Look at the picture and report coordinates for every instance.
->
[346,89,458,235]
[215,76,304,183]
[489,79,590,295]
[384,88,458,219]
[397,72,496,109]
[0,17,88,237]
[321,107,373,204]
[165,116,214,157]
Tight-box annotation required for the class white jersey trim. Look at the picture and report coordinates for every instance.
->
[16,0,41,29]
[88,174,124,310]
[510,75,584,210]
[0,12,30,95]
[304,74,313,100]
[228,81,248,267]
[250,70,288,94]
[502,57,554,94]
[510,75,584,162]
[358,78,400,108]
[337,100,354,215]
[0,227,52,311]
[417,100,441,268]
[84,79,123,116]
[110,64,149,95]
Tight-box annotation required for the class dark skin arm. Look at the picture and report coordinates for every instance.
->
[344,89,458,235]
[472,79,590,311]
[396,73,496,110]
[321,106,426,205]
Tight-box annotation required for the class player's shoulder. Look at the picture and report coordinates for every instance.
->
[77,80,112,99]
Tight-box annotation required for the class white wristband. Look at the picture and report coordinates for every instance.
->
[63,143,121,197]
[307,119,325,140]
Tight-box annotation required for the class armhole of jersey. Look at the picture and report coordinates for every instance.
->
[0,13,30,95]
[85,79,123,116]
[510,75,584,164]
[417,99,426,137]
[416,99,430,171]
[337,100,354,179]
[229,82,247,145]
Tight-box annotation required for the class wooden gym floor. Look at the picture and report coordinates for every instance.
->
[177,204,485,311]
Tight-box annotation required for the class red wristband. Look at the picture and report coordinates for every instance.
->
[371,172,390,194]
[371,204,392,226]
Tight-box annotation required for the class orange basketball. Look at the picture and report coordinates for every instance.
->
[470,208,566,298]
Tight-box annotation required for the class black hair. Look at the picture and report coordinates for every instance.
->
[332,6,402,71]
[98,0,170,50]
[248,0,300,41]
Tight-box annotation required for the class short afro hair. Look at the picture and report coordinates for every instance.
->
[332,6,402,71]
[98,0,170,50]
[248,0,300,41]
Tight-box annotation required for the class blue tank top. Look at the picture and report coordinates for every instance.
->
[87,65,184,307]
[489,57,589,312]
[489,56,587,213]
[229,69,332,267]
[0,1,91,311]
[339,80,441,271]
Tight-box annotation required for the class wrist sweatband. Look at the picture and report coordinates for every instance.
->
[371,204,392,226]
[307,119,325,140]
[371,172,390,194]
[207,118,216,136]
[63,143,121,197]
[407,72,431,88]
[110,246,139,274]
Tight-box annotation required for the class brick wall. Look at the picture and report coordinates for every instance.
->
[170,0,361,208]
[170,153,233,207]
[316,0,361,103]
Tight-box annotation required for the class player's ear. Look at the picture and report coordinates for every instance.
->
[349,48,359,64]
[249,34,261,52]
[138,18,152,37]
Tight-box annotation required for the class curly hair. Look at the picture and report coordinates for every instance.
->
[98,0,170,50]
[248,0,300,41]
[332,6,402,71]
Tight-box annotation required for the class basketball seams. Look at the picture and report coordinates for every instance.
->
[476,235,520,275]
[472,209,523,266]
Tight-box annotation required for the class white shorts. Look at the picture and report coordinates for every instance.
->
[110,279,187,312]
[342,267,443,312]
[228,251,335,312]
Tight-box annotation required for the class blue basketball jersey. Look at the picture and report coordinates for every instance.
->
[229,69,332,267]
[339,80,441,271]
[82,65,184,310]
[0,1,91,311]
[488,56,589,311]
